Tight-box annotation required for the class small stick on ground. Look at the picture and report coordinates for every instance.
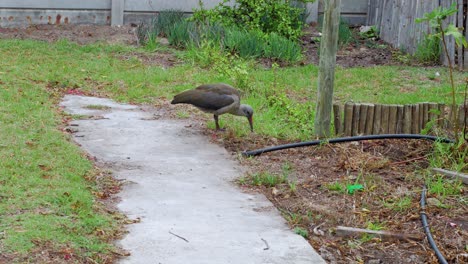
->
[169,231,189,243]
[261,238,270,250]
[335,226,422,241]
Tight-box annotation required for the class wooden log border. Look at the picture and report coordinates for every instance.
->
[333,102,467,136]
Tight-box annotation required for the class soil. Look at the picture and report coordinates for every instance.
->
[2,24,467,264]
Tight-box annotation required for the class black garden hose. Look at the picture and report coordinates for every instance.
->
[242,134,454,157]
[420,186,448,264]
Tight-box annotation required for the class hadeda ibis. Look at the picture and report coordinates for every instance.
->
[171,83,254,131]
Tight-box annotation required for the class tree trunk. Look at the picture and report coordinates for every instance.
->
[314,0,341,137]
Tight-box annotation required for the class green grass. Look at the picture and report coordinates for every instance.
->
[0,36,467,261]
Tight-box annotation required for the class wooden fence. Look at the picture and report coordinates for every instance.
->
[366,0,468,70]
[333,102,467,136]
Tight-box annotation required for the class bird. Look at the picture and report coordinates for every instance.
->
[171,83,254,132]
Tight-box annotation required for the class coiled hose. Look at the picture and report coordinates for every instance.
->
[242,134,454,157]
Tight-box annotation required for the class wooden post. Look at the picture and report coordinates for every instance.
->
[358,104,369,134]
[365,104,375,135]
[111,0,125,26]
[352,103,361,136]
[459,104,467,128]
[437,103,446,128]
[344,103,354,136]
[388,105,398,134]
[412,104,420,134]
[422,103,429,130]
[381,105,390,134]
[419,103,425,131]
[314,0,341,137]
[333,104,343,135]
[372,104,382,135]
[403,104,412,134]
[396,105,404,134]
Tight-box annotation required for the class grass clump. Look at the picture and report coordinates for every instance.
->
[414,34,441,64]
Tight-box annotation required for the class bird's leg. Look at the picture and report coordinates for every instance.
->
[213,114,225,131]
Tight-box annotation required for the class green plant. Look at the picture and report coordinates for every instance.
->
[265,32,302,62]
[167,20,194,48]
[429,139,467,172]
[155,9,186,37]
[383,196,412,211]
[338,19,354,47]
[250,172,287,187]
[294,227,309,238]
[359,25,379,39]
[426,175,463,198]
[190,0,310,40]
[414,34,441,64]
[324,182,347,193]
[288,181,297,193]
[416,3,468,140]
[360,221,385,243]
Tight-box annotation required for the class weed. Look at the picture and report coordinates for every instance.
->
[414,34,441,64]
[167,20,194,48]
[250,172,286,187]
[265,33,302,62]
[285,212,303,225]
[426,175,463,198]
[360,221,385,243]
[324,182,347,193]
[382,196,412,211]
[294,227,309,238]
[288,181,297,194]
[338,19,354,47]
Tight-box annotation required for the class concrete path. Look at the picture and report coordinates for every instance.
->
[60,95,325,264]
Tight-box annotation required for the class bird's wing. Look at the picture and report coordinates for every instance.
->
[195,83,241,97]
[171,88,237,111]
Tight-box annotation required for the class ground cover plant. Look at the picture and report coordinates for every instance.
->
[0,23,466,263]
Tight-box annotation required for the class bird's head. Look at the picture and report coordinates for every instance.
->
[240,104,254,132]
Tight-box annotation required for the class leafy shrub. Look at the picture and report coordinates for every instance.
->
[190,0,309,40]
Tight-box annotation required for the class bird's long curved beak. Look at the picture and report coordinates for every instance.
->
[248,116,253,132]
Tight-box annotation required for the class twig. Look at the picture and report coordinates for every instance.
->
[261,238,269,250]
[169,231,189,243]
[390,156,427,166]
[335,226,422,241]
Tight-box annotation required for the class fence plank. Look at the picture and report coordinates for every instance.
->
[412,104,420,134]
[381,105,390,134]
[359,104,369,134]
[388,105,398,134]
[365,104,375,135]
[352,103,362,136]
[333,104,343,135]
[344,103,354,136]
[403,104,412,133]
[396,105,404,133]
[373,104,383,134]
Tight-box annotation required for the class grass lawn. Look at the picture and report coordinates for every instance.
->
[0,38,466,262]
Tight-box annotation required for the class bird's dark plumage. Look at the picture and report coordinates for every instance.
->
[171,83,254,131]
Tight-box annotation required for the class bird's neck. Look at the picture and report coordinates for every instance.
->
[233,105,247,117]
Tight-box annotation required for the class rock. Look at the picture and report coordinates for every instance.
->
[158,38,169,46]
[427,197,442,207]
[367,259,382,264]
